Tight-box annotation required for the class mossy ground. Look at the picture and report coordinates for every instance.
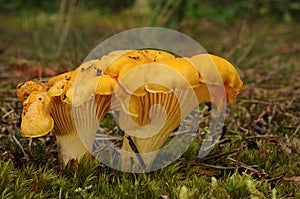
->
[0,6,299,198]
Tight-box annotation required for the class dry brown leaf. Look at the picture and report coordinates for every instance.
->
[10,61,67,81]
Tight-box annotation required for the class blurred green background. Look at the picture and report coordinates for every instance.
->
[0,0,299,64]
[1,0,300,23]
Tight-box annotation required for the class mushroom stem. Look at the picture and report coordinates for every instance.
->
[50,97,87,167]
[56,133,91,167]
[51,95,111,167]
[119,90,195,171]
[120,121,179,171]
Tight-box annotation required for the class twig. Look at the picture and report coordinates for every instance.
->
[239,99,271,105]
[282,176,300,182]
[292,124,300,138]
[235,142,245,170]
[266,176,282,183]
[170,129,197,137]
[94,136,122,141]
[12,135,29,161]
[227,157,259,173]
[246,134,278,140]
[28,138,33,153]
[56,0,76,56]
[195,163,235,170]
[126,136,146,170]
[198,148,240,162]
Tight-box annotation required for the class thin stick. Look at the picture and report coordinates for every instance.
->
[196,163,235,170]
[12,135,29,161]
[292,124,300,138]
[2,109,14,118]
[198,148,240,162]
[170,129,197,137]
[266,176,282,183]
[239,99,271,105]
[227,157,259,173]
[126,136,146,169]
[235,142,245,170]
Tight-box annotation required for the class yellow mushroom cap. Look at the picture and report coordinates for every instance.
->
[48,71,73,86]
[96,75,117,95]
[103,50,202,117]
[20,91,54,137]
[103,49,175,78]
[60,60,116,106]
[16,81,48,103]
[190,54,243,104]
[16,81,53,137]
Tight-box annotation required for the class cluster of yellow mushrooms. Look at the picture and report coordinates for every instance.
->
[16,49,243,170]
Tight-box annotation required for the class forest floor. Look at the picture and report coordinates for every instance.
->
[0,8,299,198]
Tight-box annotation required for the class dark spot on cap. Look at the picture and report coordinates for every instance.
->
[17,83,24,89]
[96,69,102,76]
[62,94,67,100]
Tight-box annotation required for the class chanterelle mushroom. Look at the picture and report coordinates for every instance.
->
[17,59,116,167]
[17,49,242,171]
[101,50,243,171]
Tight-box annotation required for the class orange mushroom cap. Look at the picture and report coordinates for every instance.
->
[16,80,48,103]
[21,93,53,137]
[190,54,243,104]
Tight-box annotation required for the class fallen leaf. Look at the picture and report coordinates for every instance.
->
[10,61,67,81]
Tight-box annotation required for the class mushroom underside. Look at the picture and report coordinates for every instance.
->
[51,95,111,167]
[118,87,202,171]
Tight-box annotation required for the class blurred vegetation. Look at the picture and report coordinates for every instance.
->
[0,0,300,24]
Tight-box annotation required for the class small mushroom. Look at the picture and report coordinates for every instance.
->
[102,50,243,171]
[17,59,116,167]
[17,81,53,137]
